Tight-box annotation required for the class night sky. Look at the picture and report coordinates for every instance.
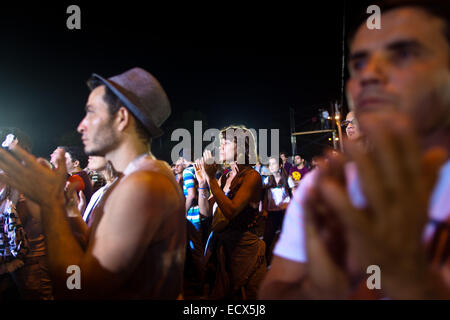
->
[0,1,368,162]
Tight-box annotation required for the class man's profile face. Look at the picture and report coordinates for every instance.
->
[346,7,450,135]
[174,159,185,175]
[50,147,65,167]
[65,152,75,174]
[77,85,119,157]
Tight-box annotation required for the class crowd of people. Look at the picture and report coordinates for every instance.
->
[0,0,449,300]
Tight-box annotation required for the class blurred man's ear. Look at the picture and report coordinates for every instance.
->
[73,160,80,168]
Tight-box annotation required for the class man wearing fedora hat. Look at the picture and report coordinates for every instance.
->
[0,67,186,299]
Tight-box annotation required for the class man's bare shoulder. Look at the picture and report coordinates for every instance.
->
[123,172,180,204]
[104,159,183,218]
[125,156,174,178]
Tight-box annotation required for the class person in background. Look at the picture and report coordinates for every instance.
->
[51,146,94,204]
[0,127,53,300]
[279,152,292,176]
[310,156,319,170]
[320,108,330,130]
[174,157,186,186]
[288,154,310,189]
[82,156,118,226]
[196,125,266,299]
[182,158,207,298]
[262,157,292,266]
[259,0,450,299]
[253,157,271,181]
[343,111,361,142]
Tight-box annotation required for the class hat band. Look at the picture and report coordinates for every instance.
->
[91,74,163,138]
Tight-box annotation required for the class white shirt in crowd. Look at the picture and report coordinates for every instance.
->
[263,176,291,212]
[274,160,450,263]
[83,185,107,222]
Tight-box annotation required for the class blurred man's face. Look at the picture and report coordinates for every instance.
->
[345,111,360,141]
[77,85,120,156]
[88,156,107,171]
[174,159,185,175]
[50,147,65,167]
[346,7,450,135]
[65,152,75,174]
[280,154,287,162]
[294,155,302,165]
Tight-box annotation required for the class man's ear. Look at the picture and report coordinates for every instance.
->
[73,160,80,168]
[116,106,131,132]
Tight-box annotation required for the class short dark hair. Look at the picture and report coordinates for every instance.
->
[348,0,450,46]
[62,146,88,169]
[88,79,152,147]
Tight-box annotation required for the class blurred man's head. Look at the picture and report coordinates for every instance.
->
[50,147,64,168]
[344,111,361,141]
[294,154,304,166]
[87,155,108,172]
[61,146,88,174]
[346,1,450,136]
[311,156,319,168]
[174,158,186,175]
[280,152,288,163]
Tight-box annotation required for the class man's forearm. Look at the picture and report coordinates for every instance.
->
[67,215,89,249]
[40,197,85,294]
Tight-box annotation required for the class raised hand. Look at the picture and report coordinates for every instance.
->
[303,152,352,299]
[64,179,86,218]
[317,112,448,299]
[194,158,208,188]
[202,150,218,180]
[0,145,67,208]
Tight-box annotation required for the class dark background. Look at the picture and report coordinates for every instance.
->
[0,1,369,163]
